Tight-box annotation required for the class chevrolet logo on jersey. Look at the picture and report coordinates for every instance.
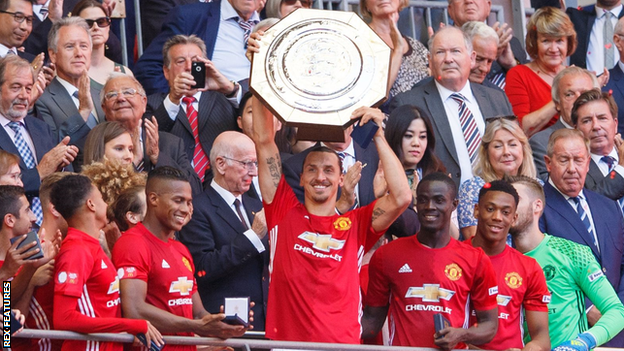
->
[497,294,512,306]
[169,277,193,296]
[108,277,120,294]
[405,284,456,302]
[298,232,346,252]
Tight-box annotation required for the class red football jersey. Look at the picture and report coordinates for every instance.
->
[366,236,498,348]
[469,244,550,350]
[54,228,136,351]
[12,281,62,351]
[112,223,197,351]
[264,176,383,343]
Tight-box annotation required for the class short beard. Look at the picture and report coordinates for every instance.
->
[4,99,28,121]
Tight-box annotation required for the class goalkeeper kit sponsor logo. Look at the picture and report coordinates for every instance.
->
[588,270,604,282]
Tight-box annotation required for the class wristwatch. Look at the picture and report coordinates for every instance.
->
[225,80,239,98]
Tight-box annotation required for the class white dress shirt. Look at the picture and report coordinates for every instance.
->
[587,4,622,74]
[435,80,486,185]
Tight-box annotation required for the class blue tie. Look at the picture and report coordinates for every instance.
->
[72,91,98,129]
[601,156,624,213]
[571,196,599,251]
[8,121,43,225]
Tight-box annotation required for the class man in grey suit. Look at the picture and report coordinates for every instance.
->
[34,17,103,143]
[389,26,513,187]
[572,89,624,202]
[529,67,598,181]
[145,35,239,184]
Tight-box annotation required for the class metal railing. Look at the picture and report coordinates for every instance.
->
[12,329,624,350]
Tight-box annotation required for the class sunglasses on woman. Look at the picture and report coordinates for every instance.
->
[85,17,111,28]
[282,0,312,7]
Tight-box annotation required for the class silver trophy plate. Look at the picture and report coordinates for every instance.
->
[250,8,391,141]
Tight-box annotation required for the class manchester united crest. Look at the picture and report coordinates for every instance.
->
[505,272,523,289]
[444,263,462,281]
[333,217,352,231]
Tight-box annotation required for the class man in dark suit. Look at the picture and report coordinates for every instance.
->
[134,0,259,95]
[0,0,36,62]
[145,34,239,184]
[0,56,77,223]
[389,26,513,187]
[605,16,624,135]
[571,89,624,201]
[448,0,528,87]
[539,128,624,346]
[567,0,623,72]
[179,131,268,330]
[100,73,203,194]
[530,67,598,180]
[34,17,104,142]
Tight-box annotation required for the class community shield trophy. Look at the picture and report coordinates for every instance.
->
[249,8,391,142]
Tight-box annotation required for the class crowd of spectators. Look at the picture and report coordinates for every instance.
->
[3,0,624,349]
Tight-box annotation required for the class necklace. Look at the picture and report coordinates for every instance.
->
[533,62,561,79]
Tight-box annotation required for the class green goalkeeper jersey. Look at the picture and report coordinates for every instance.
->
[524,234,624,347]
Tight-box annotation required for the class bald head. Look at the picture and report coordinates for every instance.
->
[210,131,257,196]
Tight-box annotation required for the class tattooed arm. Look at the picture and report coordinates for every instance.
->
[251,96,281,204]
[350,107,412,232]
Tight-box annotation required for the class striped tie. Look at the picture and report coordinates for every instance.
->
[571,196,599,252]
[602,156,624,213]
[182,96,209,182]
[238,18,258,49]
[450,93,482,163]
[8,121,43,225]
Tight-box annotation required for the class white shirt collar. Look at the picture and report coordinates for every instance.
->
[56,76,79,96]
[590,146,619,163]
[434,80,475,104]
[596,4,623,18]
[0,44,17,57]
[211,179,242,206]
[0,113,22,128]
[548,177,586,201]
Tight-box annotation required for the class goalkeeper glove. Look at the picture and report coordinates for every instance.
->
[552,332,597,351]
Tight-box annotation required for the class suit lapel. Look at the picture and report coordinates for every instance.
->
[90,85,105,122]
[177,99,193,136]
[198,92,216,132]
[587,7,597,52]
[208,186,249,233]
[0,127,21,166]
[423,81,459,166]
[587,159,605,186]
[23,117,47,163]
[49,78,79,119]
[544,183,601,258]
[471,84,495,119]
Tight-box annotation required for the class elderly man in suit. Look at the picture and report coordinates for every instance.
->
[605,16,624,135]
[571,89,624,202]
[390,26,513,187]
[567,0,623,73]
[135,0,259,95]
[34,17,103,142]
[447,0,527,87]
[539,128,624,346]
[178,131,268,330]
[0,55,77,225]
[100,73,202,194]
[530,67,599,180]
[145,34,239,184]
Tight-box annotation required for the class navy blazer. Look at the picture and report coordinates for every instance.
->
[604,63,624,135]
[145,91,238,183]
[178,186,268,330]
[388,79,513,187]
[539,182,624,302]
[567,5,624,69]
[135,1,222,95]
[0,116,59,199]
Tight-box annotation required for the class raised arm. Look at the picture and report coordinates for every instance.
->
[350,107,411,232]
[251,96,281,204]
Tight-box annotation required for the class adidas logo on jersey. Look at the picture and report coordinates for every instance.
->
[399,264,412,273]
[162,259,170,268]
[101,260,107,269]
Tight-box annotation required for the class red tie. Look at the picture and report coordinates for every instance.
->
[182,96,209,181]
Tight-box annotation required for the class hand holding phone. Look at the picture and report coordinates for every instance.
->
[191,61,206,89]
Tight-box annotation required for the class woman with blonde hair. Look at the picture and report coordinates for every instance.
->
[457,118,539,239]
